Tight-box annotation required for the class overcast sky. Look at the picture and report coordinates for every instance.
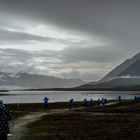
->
[0,0,139,81]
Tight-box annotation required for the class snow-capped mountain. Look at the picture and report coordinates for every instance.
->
[78,52,140,90]
[0,72,85,89]
[99,52,140,83]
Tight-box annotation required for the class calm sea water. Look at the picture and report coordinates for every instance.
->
[0,90,139,104]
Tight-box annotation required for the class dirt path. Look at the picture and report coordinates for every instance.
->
[8,112,47,140]
[8,101,118,140]
[8,109,72,140]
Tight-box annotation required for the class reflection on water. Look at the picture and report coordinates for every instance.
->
[0,90,139,104]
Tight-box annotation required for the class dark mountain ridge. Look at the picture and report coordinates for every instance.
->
[99,52,140,83]
[79,52,140,90]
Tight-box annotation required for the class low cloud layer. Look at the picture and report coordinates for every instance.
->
[0,48,118,81]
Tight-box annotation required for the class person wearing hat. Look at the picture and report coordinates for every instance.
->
[0,100,11,140]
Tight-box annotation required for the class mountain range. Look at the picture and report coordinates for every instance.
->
[0,52,140,90]
[0,72,84,89]
[78,52,140,90]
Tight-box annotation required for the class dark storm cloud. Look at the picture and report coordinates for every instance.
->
[0,2,139,35]
[0,0,139,80]
[0,0,139,53]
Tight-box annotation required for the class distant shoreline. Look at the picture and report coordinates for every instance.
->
[16,87,140,91]
[0,90,9,92]
[0,86,140,93]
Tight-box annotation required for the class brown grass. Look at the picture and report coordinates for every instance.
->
[19,100,140,140]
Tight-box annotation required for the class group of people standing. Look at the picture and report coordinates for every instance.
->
[67,97,107,111]
[43,97,95,111]
[83,98,94,107]
[96,98,108,106]
[68,97,108,110]
[134,96,140,101]
[43,95,127,111]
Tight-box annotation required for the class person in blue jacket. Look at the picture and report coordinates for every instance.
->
[134,96,137,101]
[68,99,74,111]
[43,97,49,111]
[104,98,107,106]
[83,98,88,107]
[0,100,11,140]
[97,98,101,106]
[138,96,140,102]
[89,98,94,107]
[118,96,121,101]
[101,98,105,106]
